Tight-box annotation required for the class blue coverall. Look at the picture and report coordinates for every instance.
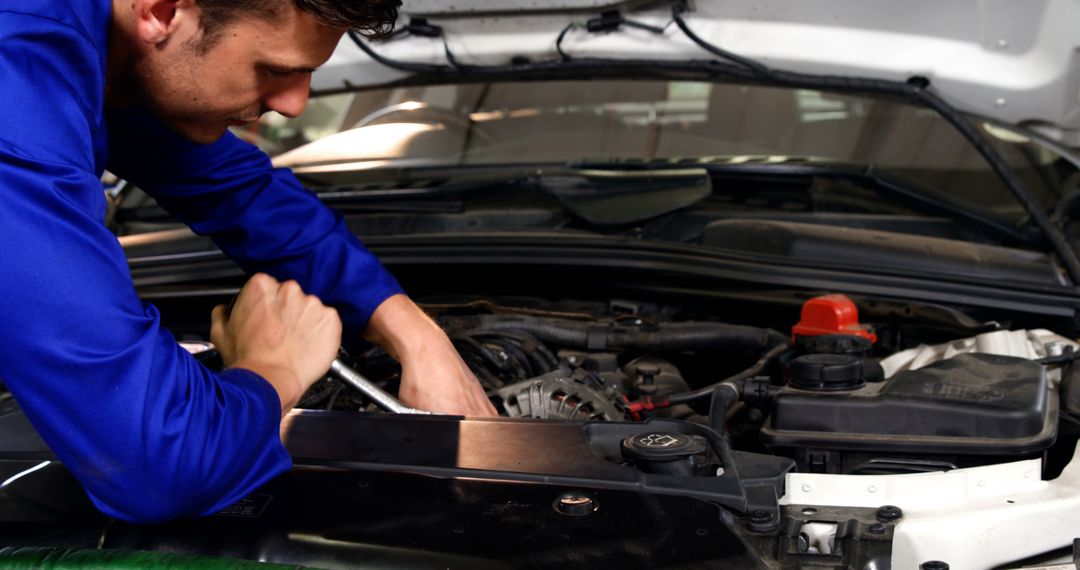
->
[0,0,403,522]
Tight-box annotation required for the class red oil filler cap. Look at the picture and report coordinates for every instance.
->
[792,294,877,344]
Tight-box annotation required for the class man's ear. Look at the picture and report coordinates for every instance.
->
[133,0,195,45]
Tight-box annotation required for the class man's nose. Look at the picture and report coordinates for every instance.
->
[263,75,312,119]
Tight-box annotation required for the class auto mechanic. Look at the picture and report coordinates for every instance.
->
[0,0,496,523]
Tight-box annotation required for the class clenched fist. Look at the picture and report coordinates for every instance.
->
[211,273,341,414]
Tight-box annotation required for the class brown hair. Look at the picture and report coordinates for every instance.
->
[193,0,401,51]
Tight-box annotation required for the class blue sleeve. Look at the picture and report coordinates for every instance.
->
[105,110,405,338]
[0,12,291,523]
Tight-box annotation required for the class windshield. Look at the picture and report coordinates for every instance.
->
[237,79,1070,228]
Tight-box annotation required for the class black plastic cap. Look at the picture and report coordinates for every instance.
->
[789,354,865,391]
[621,432,706,462]
[797,333,873,357]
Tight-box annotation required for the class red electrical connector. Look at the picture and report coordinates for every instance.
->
[791,294,877,343]
[622,396,671,420]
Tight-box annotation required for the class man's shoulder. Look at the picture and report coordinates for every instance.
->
[0,0,111,172]
[0,0,110,48]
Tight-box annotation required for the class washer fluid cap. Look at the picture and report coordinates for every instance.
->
[621,432,706,462]
[788,354,865,391]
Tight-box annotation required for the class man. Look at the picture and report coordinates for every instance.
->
[0,0,496,523]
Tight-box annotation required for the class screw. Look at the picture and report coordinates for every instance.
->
[801,483,812,493]
[920,562,949,570]
[749,510,772,523]
[868,522,887,535]
[876,505,903,522]
[867,484,878,493]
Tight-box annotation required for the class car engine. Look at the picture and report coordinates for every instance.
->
[189,293,1076,477]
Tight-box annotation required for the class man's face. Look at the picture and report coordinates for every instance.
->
[133,3,344,144]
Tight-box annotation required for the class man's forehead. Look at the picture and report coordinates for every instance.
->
[236,6,343,68]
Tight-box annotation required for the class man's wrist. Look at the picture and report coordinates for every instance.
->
[363,294,444,360]
[230,360,302,413]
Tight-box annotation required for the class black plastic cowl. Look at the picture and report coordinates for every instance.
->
[763,353,1056,455]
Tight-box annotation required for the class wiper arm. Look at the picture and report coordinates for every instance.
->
[861,165,1038,246]
[315,167,713,225]
[682,159,1038,247]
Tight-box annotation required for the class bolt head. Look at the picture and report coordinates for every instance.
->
[797,532,809,552]
[868,522,887,535]
[920,562,950,570]
[748,510,772,523]
[876,505,903,521]
[554,493,596,516]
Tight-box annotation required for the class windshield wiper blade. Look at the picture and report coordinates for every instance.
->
[673,159,1039,247]
[315,167,713,225]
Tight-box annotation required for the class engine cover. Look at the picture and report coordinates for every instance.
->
[760,353,1057,456]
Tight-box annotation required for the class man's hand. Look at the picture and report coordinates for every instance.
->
[365,295,497,416]
[211,273,342,414]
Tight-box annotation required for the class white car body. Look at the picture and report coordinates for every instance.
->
[315,0,1080,149]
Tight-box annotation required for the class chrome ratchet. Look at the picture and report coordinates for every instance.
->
[326,358,431,415]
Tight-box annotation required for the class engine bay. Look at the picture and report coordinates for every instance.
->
[184,292,1080,477]
[3,287,1079,568]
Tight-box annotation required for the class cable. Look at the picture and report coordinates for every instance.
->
[348,29,449,74]
[555,23,578,61]
[670,2,769,75]
[668,344,788,404]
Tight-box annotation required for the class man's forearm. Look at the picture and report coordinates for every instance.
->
[362,293,440,360]
[363,294,498,416]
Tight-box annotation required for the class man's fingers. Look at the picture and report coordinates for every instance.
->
[210,304,227,333]
[209,304,232,362]
[238,273,282,311]
[278,279,303,299]
[247,272,280,291]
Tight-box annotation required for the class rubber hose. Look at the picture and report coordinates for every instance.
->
[442,316,787,352]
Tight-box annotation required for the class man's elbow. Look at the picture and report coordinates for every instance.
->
[88,484,213,524]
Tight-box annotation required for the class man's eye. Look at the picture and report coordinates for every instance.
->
[263,68,291,78]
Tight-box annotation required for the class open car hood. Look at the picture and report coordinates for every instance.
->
[313,0,1080,148]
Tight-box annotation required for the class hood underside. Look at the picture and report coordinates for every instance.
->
[313,0,1080,148]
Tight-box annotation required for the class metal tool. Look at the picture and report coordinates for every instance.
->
[223,292,429,414]
[327,358,431,414]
